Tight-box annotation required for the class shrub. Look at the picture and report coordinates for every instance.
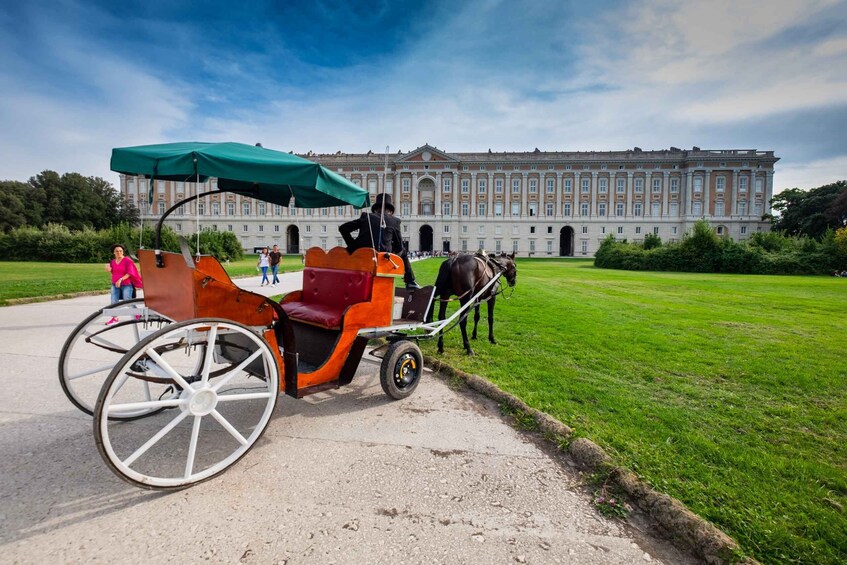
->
[594,219,842,275]
[0,224,242,263]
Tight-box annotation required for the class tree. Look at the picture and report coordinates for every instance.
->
[21,170,138,230]
[771,180,847,239]
[0,180,44,232]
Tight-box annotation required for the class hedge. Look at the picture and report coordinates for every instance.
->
[594,220,846,275]
[0,224,244,263]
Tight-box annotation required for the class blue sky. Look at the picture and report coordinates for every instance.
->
[1,0,845,192]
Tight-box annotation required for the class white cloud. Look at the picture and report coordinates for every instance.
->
[775,155,847,191]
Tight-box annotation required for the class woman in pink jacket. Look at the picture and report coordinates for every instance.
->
[105,244,142,325]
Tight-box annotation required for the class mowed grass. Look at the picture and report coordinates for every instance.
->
[410,258,847,565]
[0,255,304,305]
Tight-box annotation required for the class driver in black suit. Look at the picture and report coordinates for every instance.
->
[339,193,421,290]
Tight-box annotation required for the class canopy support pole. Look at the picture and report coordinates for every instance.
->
[154,190,225,267]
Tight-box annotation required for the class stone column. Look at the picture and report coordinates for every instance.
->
[522,173,529,217]
[704,170,711,217]
[731,169,739,216]
[684,170,693,216]
[590,171,597,217]
[626,172,633,218]
[663,171,670,216]
[556,172,563,219]
[506,172,512,217]
[645,171,653,217]
[575,172,582,217]
[488,171,494,218]
[765,170,774,214]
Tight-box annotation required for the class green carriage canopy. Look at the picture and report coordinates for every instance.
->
[110,141,370,209]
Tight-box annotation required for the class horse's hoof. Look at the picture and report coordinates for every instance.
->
[471,335,477,340]
[466,349,475,356]
[437,347,444,354]
[489,339,497,345]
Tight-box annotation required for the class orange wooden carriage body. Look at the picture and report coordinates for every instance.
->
[138,246,404,397]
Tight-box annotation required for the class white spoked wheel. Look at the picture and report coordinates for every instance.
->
[94,318,279,490]
[58,298,172,419]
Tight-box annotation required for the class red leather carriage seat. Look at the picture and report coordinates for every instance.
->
[281,267,374,329]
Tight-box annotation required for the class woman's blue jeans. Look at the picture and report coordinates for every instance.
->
[111,283,133,304]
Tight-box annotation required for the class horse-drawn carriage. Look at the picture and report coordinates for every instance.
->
[58,142,515,490]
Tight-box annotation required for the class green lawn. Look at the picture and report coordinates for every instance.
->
[0,255,304,305]
[410,258,847,564]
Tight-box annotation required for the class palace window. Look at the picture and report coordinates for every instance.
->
[511,202,520,215]
[634,203,642,216]
[443,178,452,192]
[495,179,503,193]
[402,178,411,193]
[213,202,221,215]
[616,178,625,193]
[495,202,503,217]
[693,201,703,215]
[670,202,679,216]
[528,203,537,217]
[478,203,486,216]
[651,202,660,216]
[716,201,725,216]
[564,179,572,193]
[653,178,661,193]
[512,179,520,193]
[598,203,606,216]
[227,203,234,215]
[755,178,763,193]
[546,203,554,216]
[478,179,486,193]
[401,202,410,216]
[529,179,537,193]
[738,201,747,215]
[258,202,266,215]
[693,177,703,193]
[671,178,679,193]
[368,179,377,193]
[616,203,624,216]
[242,202,250,215]
[546,179,555,193]
[581,203,589,216]
[462,179,470,193]
[635,179,644,193]
[461,203,469,216]
[739,177,748,192]
[599,179,607,194]
[716,177,725,193]
[581,179,590,193]
[443,202,452,215]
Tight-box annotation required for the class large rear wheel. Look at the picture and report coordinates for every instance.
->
[58,298,171,419]
[94,318,279,490]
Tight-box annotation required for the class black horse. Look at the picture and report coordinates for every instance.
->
[432,252,517,355]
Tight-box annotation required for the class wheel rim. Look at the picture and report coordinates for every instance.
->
[59,299,170,418]
[394,352,420,390]
[95,320,278,489]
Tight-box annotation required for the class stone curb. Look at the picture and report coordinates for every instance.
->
[424,355,759,565]
[4,290,107,306]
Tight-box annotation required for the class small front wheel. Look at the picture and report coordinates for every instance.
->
[380,340,423,400]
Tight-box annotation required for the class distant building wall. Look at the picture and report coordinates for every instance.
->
[122,144,778,256]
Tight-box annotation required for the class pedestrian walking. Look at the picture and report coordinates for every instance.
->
[257,247,270,286]
[269,244,282,286]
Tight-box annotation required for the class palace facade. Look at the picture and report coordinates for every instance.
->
[121,144,778,256]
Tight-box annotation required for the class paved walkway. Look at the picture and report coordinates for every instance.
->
[0,281,697,564]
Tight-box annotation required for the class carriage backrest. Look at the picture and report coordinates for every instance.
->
[138,249,273,326]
